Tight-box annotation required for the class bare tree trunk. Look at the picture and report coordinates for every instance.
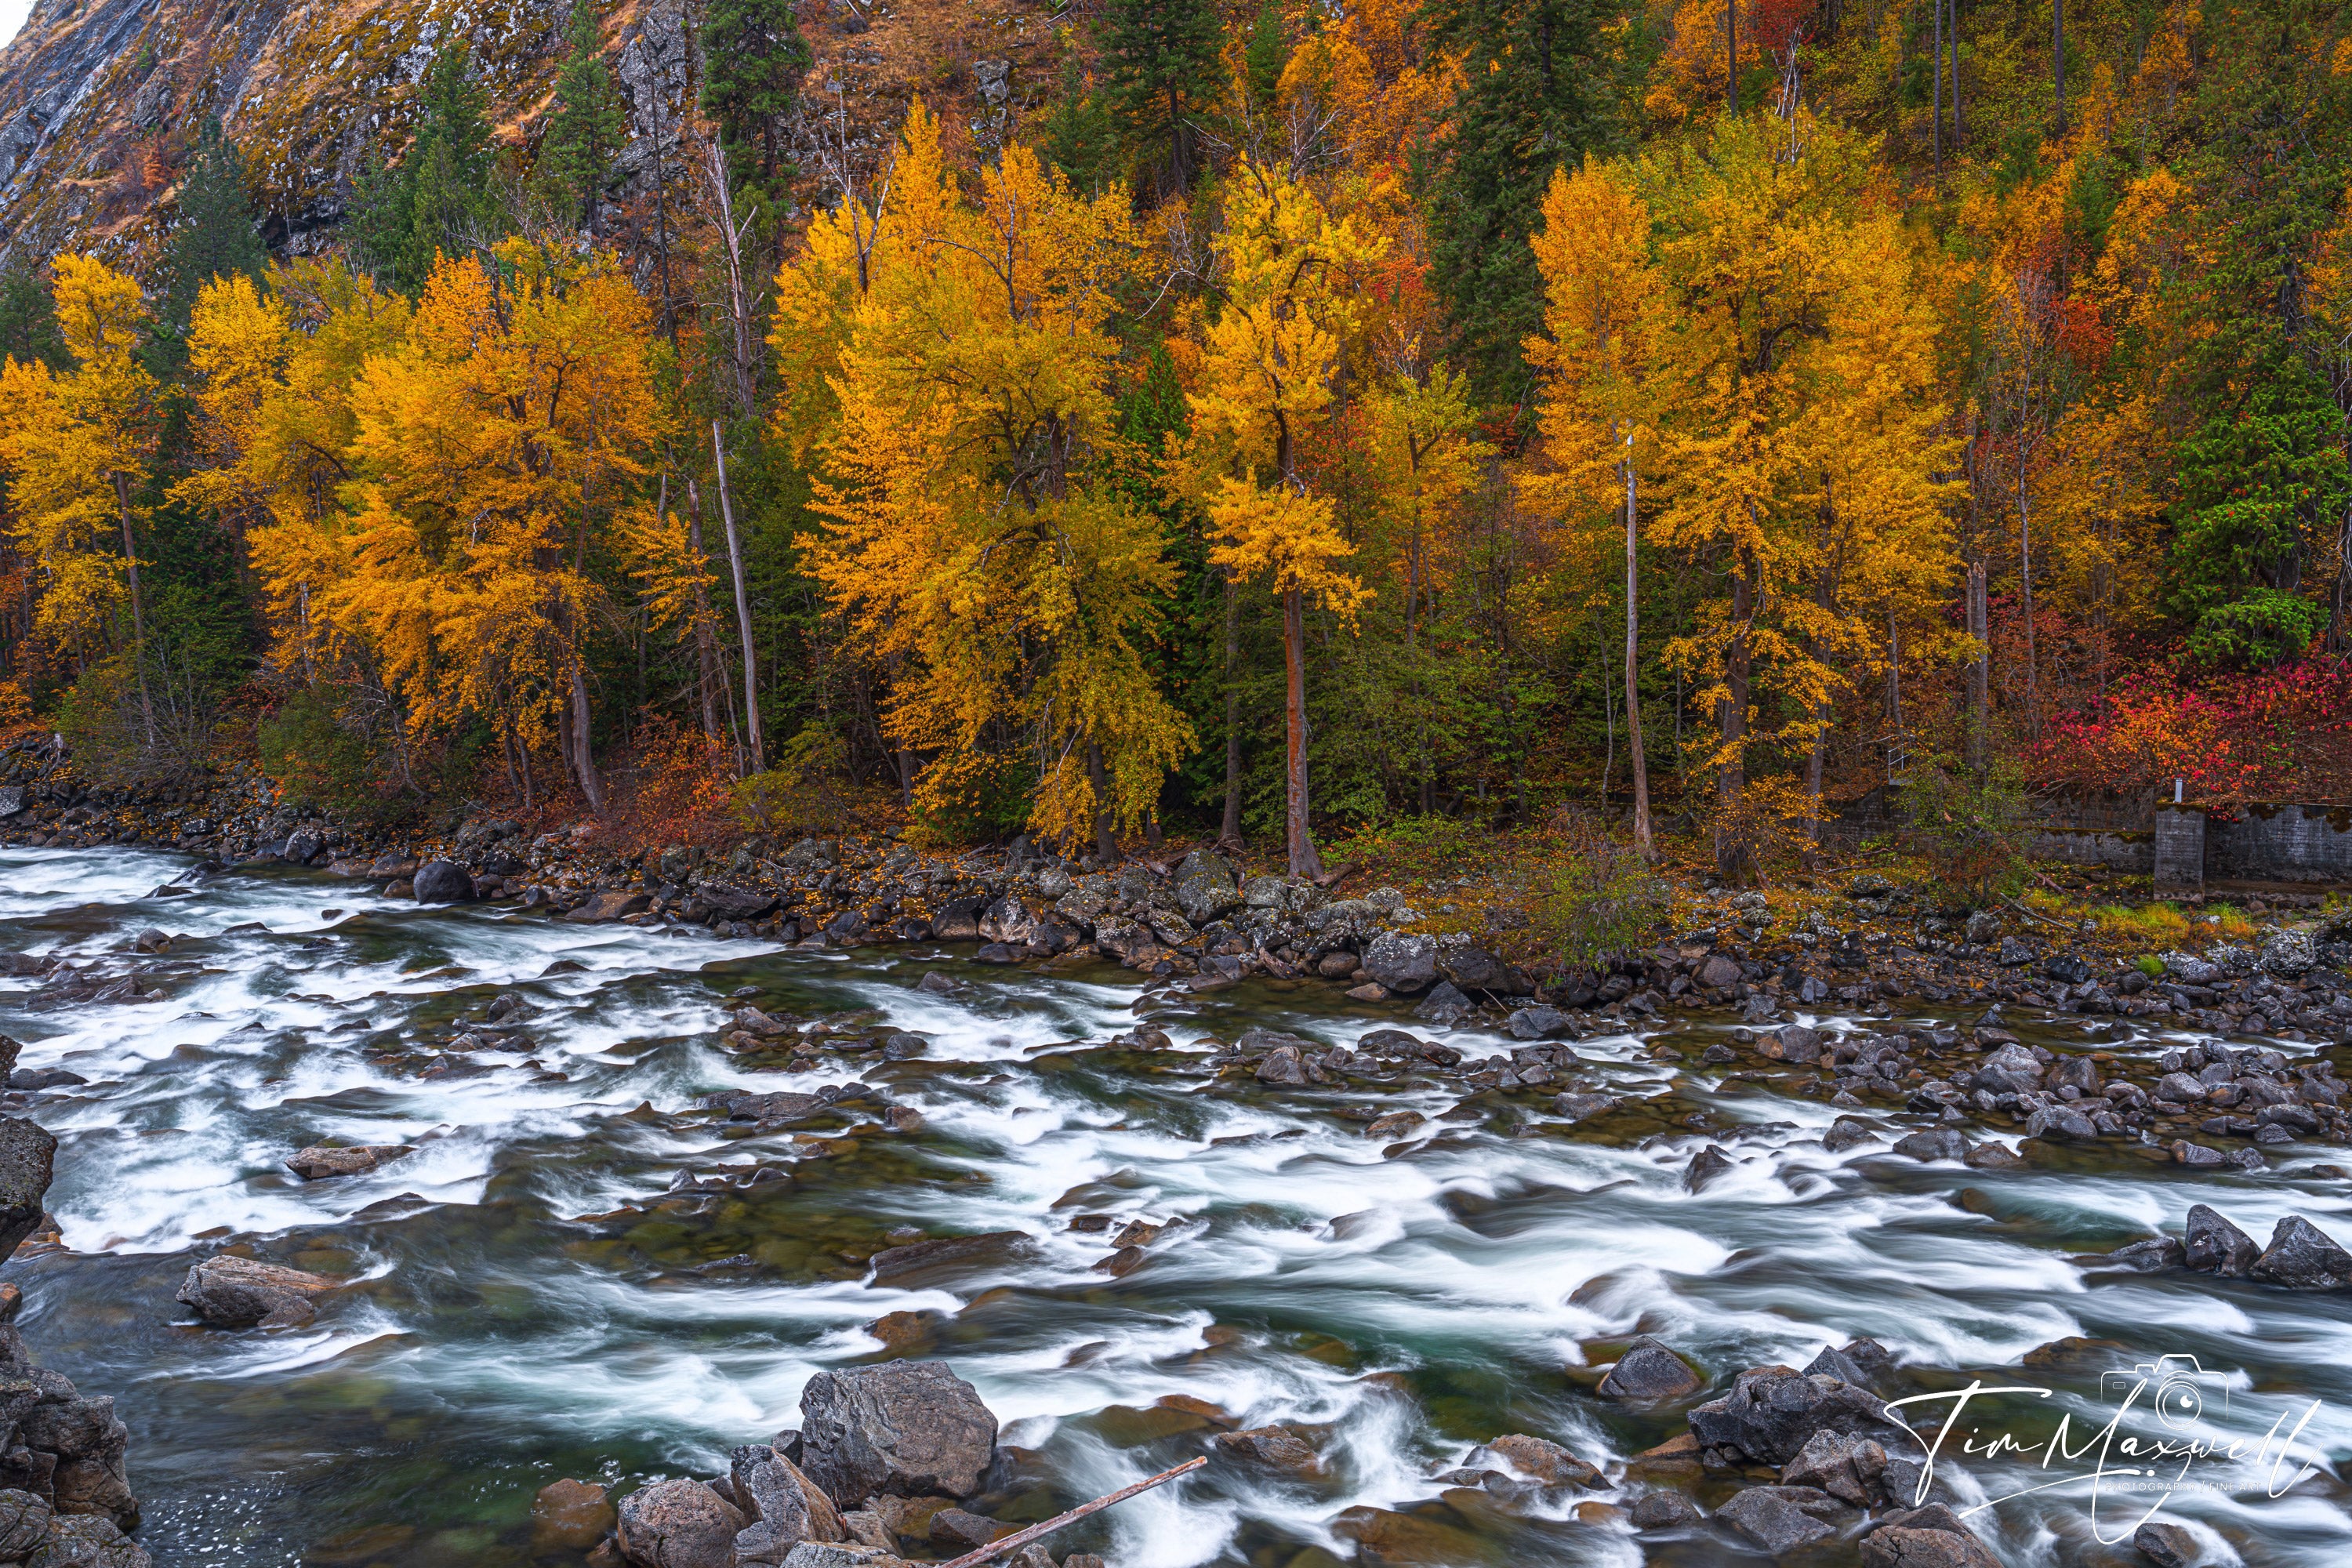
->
[1932,0,1944,174]
[570,659,604,811]
[1280,586,1322,879]
[109,473,156,746]
[1950,0,1963,144]
[1726,0,1739,112]
[711,419,764,772]
[709,143,760,421]
[684,477,727,745]
[2053,0,2067,134]
[1965,557,1990,773]
[1886,604,1904,780]
[1624,454,1651,854]
[2018,461,2039,739]
[1220,568,1243,847]
[1087,742,1120,865]
[1716,550,1755,882]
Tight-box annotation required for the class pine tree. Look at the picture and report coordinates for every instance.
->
[0,263,68,372]
[1040,56,1117,194]
[1243,1,1289,112]
[699,0,811,218]
[542,1,630,226]
[1097,0,1224,198]
[1422,0,1627,395]
[350,44,502,295]
[154,120,269,376]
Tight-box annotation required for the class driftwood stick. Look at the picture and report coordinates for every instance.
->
[935,1455,1207,1568]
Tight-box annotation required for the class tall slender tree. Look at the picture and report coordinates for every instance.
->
[541,1,630,227]
[154,120,268,375]
[350,44,503,295]
[1097,0,1225,200]
[699,0,811,227]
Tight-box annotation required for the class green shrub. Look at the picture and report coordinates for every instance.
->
[1528,808,1669,965]
[1900,756,2034,909]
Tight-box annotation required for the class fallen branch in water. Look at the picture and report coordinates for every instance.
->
[935,1455,1207,1568]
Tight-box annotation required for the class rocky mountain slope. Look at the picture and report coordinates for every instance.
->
[0,0,1055,268]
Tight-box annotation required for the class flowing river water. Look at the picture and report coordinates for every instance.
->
[4,844,2351,1568]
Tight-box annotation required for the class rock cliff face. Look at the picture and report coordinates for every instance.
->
[0,0,1055,269]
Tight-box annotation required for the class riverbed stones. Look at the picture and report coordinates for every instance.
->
[24,1513,149,1566]
[1254,1046,1308,1086]
[866,1232,1028,1287]
[285,1144,412,1180]
[779,1547,909,1568]
[1859,1504,2002,1568]
[1690,1366,1903,1467]
[1629,1490,1701,1529]
[1596,1337,1702,1401]
[1891,1129,1971,1163]
[1362,931,1437,994]
[1483,1434,1600,1489]
[1715,1486,1837,1552]
[175,1254,342,1328]
[1506,1005,1572,1040]
[0,1491,48,1559]
[730,1445,844,1564]
[797,1362,998,1506]
[564,890,652,924]
[2183,1205,2259,1276]
[618,1479,744,1568]
[410,859,474,903]
[0,1118,56,1259]
[531,1480,615,1553]
[1212,1426,1323,1476]
[1173,851,1242,924]
[2249,1215,2352,1288]
[2130,1520,2200,1568]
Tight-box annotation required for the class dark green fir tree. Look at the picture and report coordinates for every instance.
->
[541,1,630,226]
[151,119,269,376]
[1040,56,1118,195]
[699,0,811,223]
[350,43,503,294]
[1097,0,1223,200]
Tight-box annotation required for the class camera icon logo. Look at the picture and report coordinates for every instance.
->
[2101,1352,2229,1432]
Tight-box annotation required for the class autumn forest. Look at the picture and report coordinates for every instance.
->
[4,0,2352,878]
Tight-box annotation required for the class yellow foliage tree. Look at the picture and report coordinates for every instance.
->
[794,107,1193,852]
[1185,158,1385,876]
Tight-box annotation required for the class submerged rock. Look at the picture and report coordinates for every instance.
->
[530,1479,616,1553]
[285,1145,412,1181]
[1597,1337,1702,1401]
[1483,1433,1600,1489]
[797,1361,999,1507]
[175,1254,341,1329]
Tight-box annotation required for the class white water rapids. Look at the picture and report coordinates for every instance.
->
[2,845,2349,1566]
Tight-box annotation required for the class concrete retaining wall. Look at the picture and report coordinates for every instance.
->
[2205,803,2352,884]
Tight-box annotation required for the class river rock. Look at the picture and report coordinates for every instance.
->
[1507,1006,1572,1040]
[1685,1145,1736,1192]
[175,1254,341,1328]
[410,859,474,903]
[1484,1433,1600,1488]
[1438,942,1521,995]
[1173,851,1241,924]
[2260,929,2318,976]
[1891,1130,1971,1163]
[1690,1367,1902,1466]
[731,1445,844,1564]
[2102,1237,2185,1272]
[1860,1504,2002,1568]
[2183,1205,2259,1277]
[1780,1426,1887,1506]
[1697,953,1742,989]
[1715,1486,1836,1552]
[1760,1024,1821,1065]
[1254,1047,1308,1086]
[25,1513,150,1566]
[1362,931,1437,994]
[797,1361,998,1506]
[618,1479,744,1568]
[2248,1215,2352,1288]
[0,1490,49,1559]
[564,890,652,924]
[779,1547,909,1568]
[1823,1116,1878,1153]
[1412,981,1473,1024]
[532,1479,616,1552]
[1211,1426,1322,1475]
[866,1232,1027,1286]
[1597,1337,1702,1400]
[2131,1520,2200,1568]
[0,1118,56,1260]
[285,1145,412,1180]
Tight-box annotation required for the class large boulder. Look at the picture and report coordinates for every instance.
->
[1859,1504,2002,1568]
[691,885,780,924]
[564,890,652,924]
[1437,940,1526,996]
[1173,851,1242,924]
[2249,1216,2352,1289]
[2183,1205,2259,1277]
[2260,928,2318,976]
[1715,1486,1837,1552]
[531,1479,617,1553]
[1596,1337,1702,1401]
[1689,1367,1906,1467]
[731,1445,844,1565]
[23,1513,150,1566]
[0,1119,56,1261]
[618,1479,744,1568]
[797,1362,999,1507]
[410,859,474,903]
[0,1490,49,1559]
[1362,931,1438,994]
[175,1255,341,1329]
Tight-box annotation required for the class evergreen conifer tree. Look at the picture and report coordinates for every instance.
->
[0,263,68,372]
[1097,0,1223,198]
[542,1,630,226]
[153,120,268,376]
[1040,56,1117,194]
[1422,0,1625,394]
[699,0,811,219]
[350,43,503,294]
[1243,1,1289,113]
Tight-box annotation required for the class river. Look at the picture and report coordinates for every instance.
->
[2,844,2349,1567]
